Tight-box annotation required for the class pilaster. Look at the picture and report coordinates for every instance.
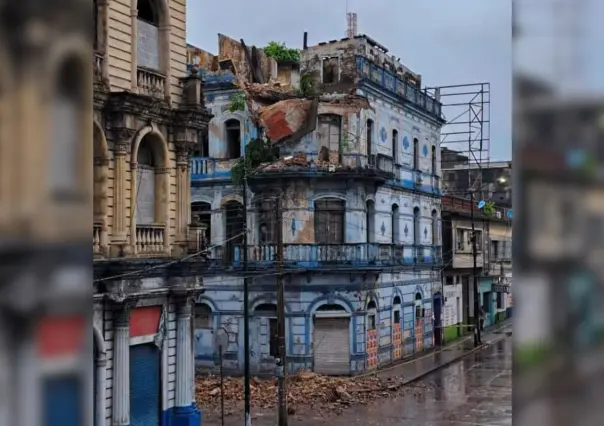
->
[111,129,135,257]
[174,143,191,256]
[112,301,134,426]
[171,296,201,426]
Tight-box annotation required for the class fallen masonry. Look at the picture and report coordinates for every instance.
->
[196,370,433,417]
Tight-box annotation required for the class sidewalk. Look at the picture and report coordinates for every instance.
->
[369,320,511,382]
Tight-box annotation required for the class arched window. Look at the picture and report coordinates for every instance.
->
[225,119,241,159]
[315,198,345,244]
[413,137,419,169]
[392,129,399,163]
[194,303,212,329]
[366,200,375,243]
[393,296,402,324]
[366,119,374,159]
[367,300,377,330]
[135,138,157,225]
[413,206,421,245]
[257,199,277,244]
[431,209,438,245]
[51,57,85,198]
[415,293,423,319]
[191,202,212,244]
[431,145,437,175]
[392,204,400,244]
[137,0,161,70]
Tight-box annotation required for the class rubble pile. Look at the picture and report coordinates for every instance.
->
[196,370,431,416]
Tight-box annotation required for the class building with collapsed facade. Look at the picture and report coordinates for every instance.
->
[188,33,445,375]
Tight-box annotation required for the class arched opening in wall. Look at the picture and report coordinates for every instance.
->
[191,202,212,245]
[317,114,342,162]
[366,300,377,330]
[393,296,401,325]
[431,145,437,175]
[194,303,212,329]
[51,55,86,200]
[314,198,345,244]
[413,137,419,170]
[366,119,374,162]
[365,200,375,243]
[192,131,209,157]
[392,204,400,244]
[93,123,108,220]
[224,200,244,261]
[316,304,346,312]
[257,198,277,244]
[431,209,438,245]
[254,303,278,358]
[224,119,242,160]
[413,206,421,245]
[415,293,424,319]
[392,129,399,163]
[136,0,161,71]
[313,303,349,375]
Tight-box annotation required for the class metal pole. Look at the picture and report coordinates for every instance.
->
[220,345,225,426]
[276,193,288,426]
[242,177,252,426]
[470,191,482,346]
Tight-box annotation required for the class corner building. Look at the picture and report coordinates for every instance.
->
[189,34,444,375]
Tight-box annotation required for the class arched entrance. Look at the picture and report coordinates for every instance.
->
[433,292,443,346]
[392,295,402,360]
[312,303,350,375]
[365,299,378,369]
[414,292,424,352]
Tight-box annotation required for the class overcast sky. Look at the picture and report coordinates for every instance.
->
[187,0,513,160]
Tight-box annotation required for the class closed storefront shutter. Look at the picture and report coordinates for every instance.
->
[313,317,350,375]
[130,344,161,426]
[43,376,81,426]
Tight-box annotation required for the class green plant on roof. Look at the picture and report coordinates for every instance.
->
[264,41,300,63]
[231,138,277,185]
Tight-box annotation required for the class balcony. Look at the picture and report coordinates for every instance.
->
[135,224,166,256]
[137,67,166,99]
[206,243,443,271]
[190,157,237,181]
[356,56,443,121]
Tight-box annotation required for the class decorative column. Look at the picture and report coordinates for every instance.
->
[174,144,190,256]
[112,304,131,426]
[111,135,132,257]
[172,297,200,426]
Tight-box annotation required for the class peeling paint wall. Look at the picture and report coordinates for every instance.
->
[204,89,258,158]
[195,271,436,374]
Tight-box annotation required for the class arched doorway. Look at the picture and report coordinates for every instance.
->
[252,303,279,370]
[313,303,350,375]
[414,292,424,352]
[366,299,378,369]
[392,295,402,360]
[433,292,443,346]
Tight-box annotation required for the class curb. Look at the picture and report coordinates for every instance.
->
[399,332,509,387]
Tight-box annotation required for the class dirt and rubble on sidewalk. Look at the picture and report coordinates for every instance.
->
[196,369,433,420]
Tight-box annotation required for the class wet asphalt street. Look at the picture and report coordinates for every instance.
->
[288,337,512,426]
[210,335,513,426]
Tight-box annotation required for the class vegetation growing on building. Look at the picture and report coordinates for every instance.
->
[231,138,277,185]
[228,92,246,112]
[263,41,300,63]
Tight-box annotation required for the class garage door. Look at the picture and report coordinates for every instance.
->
[313,317,350,375]
[130,344,161,426]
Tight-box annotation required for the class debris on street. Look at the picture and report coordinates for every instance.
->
[195,370,432,417]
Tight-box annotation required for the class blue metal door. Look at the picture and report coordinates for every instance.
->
[43,376,81,426]
[130,344,161,426]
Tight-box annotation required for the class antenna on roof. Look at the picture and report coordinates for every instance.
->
[346,12,357,38]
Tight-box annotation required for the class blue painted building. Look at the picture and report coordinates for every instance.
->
[189,34,445,375]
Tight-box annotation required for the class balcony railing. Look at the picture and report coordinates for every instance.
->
[190,157,237,180]
[93,51,104,83]
[206,243,443,270]
[135,224,166,255]
[137,67,166,99]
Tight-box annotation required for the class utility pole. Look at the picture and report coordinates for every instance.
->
[469,190,482,346]
[242,176,251,426]
[275,192,288,426]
